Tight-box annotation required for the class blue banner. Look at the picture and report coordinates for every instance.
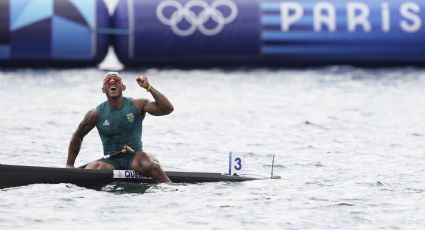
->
[0,0,109,66]
[261,0,425,62]
[114,0,425,65]
[127,0,259,62]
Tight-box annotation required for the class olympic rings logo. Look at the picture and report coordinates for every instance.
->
[156,0,238,36]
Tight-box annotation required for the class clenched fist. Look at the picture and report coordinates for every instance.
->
[136,75,150,89]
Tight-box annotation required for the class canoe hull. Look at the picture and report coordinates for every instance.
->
[0,164,256,188]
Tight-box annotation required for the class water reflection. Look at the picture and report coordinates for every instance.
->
[101,182,151,194]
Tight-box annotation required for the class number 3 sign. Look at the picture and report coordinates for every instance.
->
[228,152,245,176]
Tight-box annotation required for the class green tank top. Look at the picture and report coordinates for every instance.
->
[96,97,144,155]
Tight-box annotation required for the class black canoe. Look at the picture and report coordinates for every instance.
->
[0,164,257,188]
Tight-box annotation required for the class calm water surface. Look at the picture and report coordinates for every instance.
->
[0,66,424,229]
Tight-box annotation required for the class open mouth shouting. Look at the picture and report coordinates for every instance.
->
[106,82,120,97]
[109,84,117,92]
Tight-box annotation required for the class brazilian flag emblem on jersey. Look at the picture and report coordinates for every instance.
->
[126,113,135,123]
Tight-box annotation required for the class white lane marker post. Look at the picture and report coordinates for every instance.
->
[271,154,281,179]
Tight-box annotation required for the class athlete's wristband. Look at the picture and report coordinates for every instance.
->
[147,84,152,92]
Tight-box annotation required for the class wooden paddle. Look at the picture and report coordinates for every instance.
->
[78,145,135,168]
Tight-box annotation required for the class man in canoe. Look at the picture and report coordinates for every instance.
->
[65,72,173,183]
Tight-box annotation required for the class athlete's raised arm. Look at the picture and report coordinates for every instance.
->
[135,75,174,116]
[66,109,98,168]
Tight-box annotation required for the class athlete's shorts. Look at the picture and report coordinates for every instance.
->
[99,152,138,170]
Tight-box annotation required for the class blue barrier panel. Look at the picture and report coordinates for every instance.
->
[0,0,109,67]
[112,0,425,66]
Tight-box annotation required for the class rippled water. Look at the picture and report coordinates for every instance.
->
[0,65,425,229]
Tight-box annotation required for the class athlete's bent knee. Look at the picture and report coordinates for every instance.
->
[151,162,162,172]
[137,159,160,175]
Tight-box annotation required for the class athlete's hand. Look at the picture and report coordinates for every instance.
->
[136,75,150,89]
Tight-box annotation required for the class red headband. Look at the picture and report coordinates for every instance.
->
[103,75,123,86]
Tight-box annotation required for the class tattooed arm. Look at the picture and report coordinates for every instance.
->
[66,109,98,168]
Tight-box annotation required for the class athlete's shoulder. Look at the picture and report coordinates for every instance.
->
[131,98,149,106]
[82,108,98,124]
[131,98,149,114]
[87,108,98,114]
[96,101,108,111]
[87,108,98,115]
